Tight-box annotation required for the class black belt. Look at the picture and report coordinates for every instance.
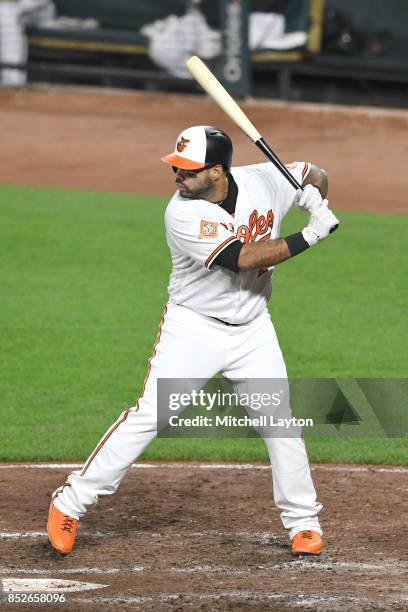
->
[176,304,243,327]
[211,316,243,327]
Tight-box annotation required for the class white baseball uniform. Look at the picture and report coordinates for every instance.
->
[52,159,323,540]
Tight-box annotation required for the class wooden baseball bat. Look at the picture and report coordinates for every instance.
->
[185,55,302,191]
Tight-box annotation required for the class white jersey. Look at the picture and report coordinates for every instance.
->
[165,161,310,324]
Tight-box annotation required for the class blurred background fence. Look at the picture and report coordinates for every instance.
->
[1,0,408,107]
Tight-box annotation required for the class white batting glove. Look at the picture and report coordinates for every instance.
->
[294,184,323,213]
[301,199,339,246]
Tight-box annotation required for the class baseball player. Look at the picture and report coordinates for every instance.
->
[47,126,339,556]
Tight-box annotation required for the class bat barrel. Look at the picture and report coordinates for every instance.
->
[186,56,303,193]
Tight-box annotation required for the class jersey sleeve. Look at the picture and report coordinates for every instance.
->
[212,238,243,273]
[165,200,241,270]
[285,161,311,185]
[279,161,312,218]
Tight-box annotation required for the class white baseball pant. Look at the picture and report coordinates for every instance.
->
[53,302,322,539]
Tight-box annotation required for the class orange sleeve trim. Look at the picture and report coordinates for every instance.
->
[205,236,240,269]
[302,162,311,180]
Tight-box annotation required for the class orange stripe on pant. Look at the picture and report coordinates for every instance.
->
[52,409,129,500]
[79,303,169,476]
[79,409,131,477]
[134,302,168,411]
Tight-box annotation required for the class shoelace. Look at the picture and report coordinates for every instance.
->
[300,530,313,539]
[61,516,75,533]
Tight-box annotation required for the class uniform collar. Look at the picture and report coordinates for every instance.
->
[217,173,238,215]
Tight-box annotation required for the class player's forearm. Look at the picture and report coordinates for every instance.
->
[238,239,292,271]
[234,189,339,272]
[237,198,340,271]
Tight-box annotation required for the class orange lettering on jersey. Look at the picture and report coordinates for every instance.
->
[236,209,274,244]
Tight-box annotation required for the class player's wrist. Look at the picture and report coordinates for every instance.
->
[301,226,319,247]
[284,232,311,256]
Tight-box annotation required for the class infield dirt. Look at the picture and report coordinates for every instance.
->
[0,463,407,610]
[0,86,407,214]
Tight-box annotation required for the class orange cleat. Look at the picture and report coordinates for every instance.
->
[47,503,78,555]
[291,530,324,555]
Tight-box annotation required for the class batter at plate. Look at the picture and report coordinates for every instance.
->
[47,125,339,556]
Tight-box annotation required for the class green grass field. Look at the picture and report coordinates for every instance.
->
[1,184,407,464]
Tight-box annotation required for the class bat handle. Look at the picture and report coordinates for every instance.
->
[255,138,302,191]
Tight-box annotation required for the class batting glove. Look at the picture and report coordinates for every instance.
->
[302,199,339,246]
[294,184,323,213]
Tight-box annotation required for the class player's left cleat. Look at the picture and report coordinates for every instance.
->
[47,503,78,555]
[291,530,324,555]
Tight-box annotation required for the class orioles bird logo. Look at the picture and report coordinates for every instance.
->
[177,136,190,152]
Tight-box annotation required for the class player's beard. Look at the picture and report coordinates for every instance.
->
[177,175,214,200]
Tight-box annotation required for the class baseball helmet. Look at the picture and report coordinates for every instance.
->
[161,125,233,171]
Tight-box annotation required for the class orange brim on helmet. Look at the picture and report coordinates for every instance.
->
[161,153,205,170]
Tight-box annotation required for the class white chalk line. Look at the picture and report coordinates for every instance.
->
[1,530,106,540]
[74,590,364,608]
[2,529,408,572]
[0,529,285,546]
[0,567,143,576]
[169,559,408,574]
[313,465,408,474]
[1,531,47,539]
[0,462,406,473]
[1,558,407,576]
[73,592,408,611]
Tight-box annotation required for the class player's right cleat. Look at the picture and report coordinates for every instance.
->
[47,503,78,555]
[291,530,324,555]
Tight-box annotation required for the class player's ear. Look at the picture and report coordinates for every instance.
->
[210,164,224,180]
